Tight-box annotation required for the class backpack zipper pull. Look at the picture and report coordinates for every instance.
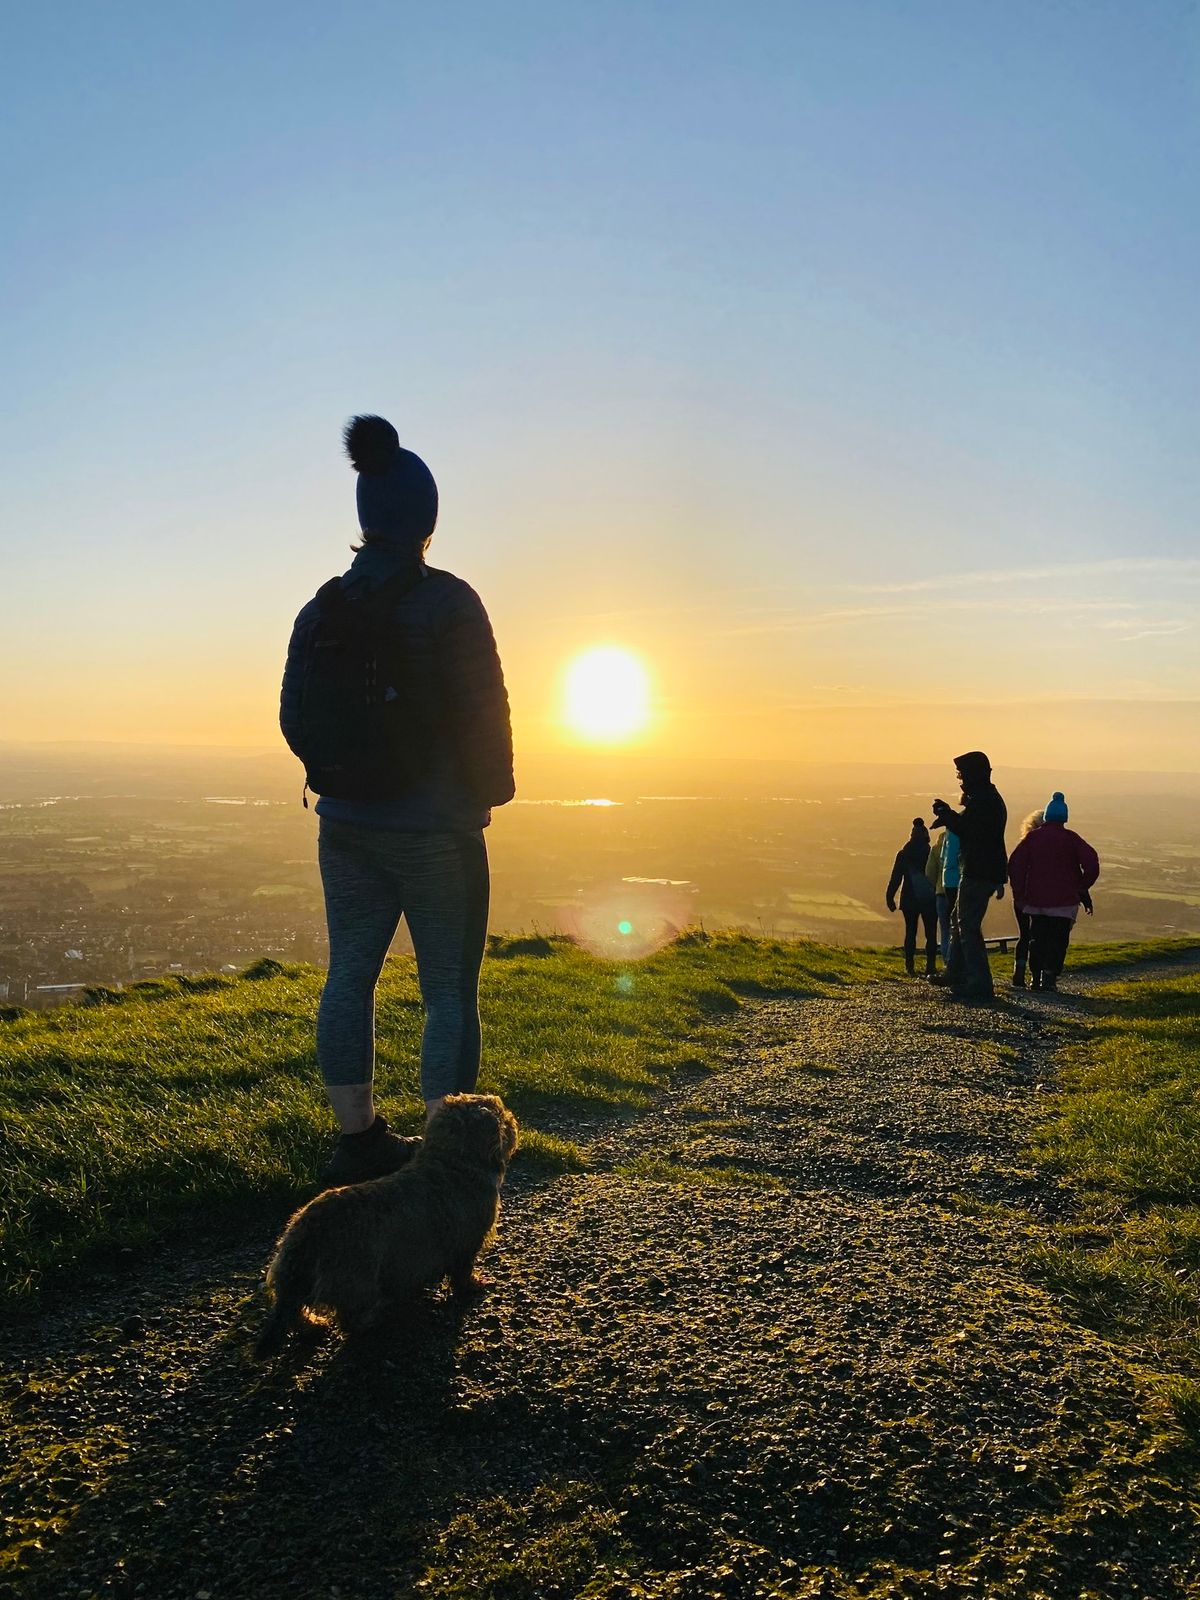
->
[302,782,310,810]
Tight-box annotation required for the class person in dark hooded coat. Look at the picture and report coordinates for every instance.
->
[929,751,1008,999]
[886,817,938,976]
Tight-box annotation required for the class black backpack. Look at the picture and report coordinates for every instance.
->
[292,569,433,802]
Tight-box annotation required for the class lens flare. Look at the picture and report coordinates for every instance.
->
[563,646,651,743]
[565,882,695,961]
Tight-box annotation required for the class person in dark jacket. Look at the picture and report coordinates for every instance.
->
[929,751,1008,999]
[1007,792,1099,991]
[1009,809,1044,988]
[886,817,938,976]
[280,416,514,1185]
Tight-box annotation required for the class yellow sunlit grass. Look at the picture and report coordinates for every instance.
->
[563,646,652,744]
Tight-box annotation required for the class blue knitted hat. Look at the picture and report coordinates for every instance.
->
[343,415,438,544]
[1044,791,1068,824]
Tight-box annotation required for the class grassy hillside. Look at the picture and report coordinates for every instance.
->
[0,934,892,1300]
[3,932,1197,1304]
[1033,967,1200,1418]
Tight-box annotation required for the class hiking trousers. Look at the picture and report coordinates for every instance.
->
[1029,913,1073,982]
[316,817,490,1100]
[902,904,938,970]
[943,876,1000,996]
[936,886,957,962]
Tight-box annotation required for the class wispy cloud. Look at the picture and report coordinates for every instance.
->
[1100,621,1192,644]
[719,596,1146,638]
[855,557,1200,595]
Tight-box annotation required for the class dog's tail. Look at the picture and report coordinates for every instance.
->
[253,1233,315,1361]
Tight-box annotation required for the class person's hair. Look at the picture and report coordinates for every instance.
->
[350,530,433,555]
[1020,809,1044,839]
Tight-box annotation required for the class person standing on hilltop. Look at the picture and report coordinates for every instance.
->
[929,751,1008,999]
[1007,792,1099,992]
[925,824,961,963]
[1009,809,1044,989]
[281,416,514,1186]
[886,817,939,977]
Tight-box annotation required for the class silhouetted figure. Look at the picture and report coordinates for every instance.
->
[1009,809,1044,988]
[930,751,1008,999]
[1007,792,1099,991]
[886,817,938,976]
[281,415,514,1185]
[925,826,960,962]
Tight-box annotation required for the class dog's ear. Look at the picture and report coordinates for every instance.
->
[501,1109,519,1161]
[472,1102,508,1170]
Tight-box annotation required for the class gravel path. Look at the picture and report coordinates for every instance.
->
[5,970,1200,1600]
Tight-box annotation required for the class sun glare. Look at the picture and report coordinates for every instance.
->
[563,646,652,743]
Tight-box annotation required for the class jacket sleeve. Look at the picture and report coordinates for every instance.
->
[925,837,942,889]
[439,585,515,807]
[886,853,904,904]
[938,805,965,838]
[1007,837,1028,908]
[1076,836,1101,892]
[279,599,318,758]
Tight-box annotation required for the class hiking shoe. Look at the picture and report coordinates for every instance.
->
[1042,974,1058,992]
[319,1115,421,1188]
[927,972,955,987]
[1011,968,1027,989]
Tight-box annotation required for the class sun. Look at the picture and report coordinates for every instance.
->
[563,646,652,743]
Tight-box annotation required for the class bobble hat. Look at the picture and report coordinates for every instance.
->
[1044,792,1069,824]
[343,414,438,545]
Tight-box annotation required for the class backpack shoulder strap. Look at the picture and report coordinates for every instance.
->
[314,575,347,611]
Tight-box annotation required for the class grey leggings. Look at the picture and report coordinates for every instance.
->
[316,817,489,1100]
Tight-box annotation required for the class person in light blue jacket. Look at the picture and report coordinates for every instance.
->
[926,827,961,963]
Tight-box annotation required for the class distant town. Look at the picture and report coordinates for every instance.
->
[3,749,1199,1008]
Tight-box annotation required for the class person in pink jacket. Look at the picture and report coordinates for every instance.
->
[1006,792,1099,991]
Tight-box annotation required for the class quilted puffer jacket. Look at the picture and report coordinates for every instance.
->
[1008,822,1099,912]
[280,542,514,831]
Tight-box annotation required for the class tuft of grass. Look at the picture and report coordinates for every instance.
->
[1158,1374,1200,1434]
[486,933,561,959]
[417,1481,638,1599]
[516,1129,590,1174]
[1033,972,1200,1382]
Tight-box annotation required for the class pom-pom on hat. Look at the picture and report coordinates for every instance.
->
[1044,791,1068,824]
[344,414,438,544]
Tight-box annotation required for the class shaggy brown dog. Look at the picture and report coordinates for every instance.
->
[254,1093,518,1359]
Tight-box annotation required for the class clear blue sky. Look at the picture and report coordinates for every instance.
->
[3,1,1197,762]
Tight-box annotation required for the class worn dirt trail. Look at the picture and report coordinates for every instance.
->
[5,971,1199,1600]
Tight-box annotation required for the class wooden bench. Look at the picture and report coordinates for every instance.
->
[984,936,1014,955]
